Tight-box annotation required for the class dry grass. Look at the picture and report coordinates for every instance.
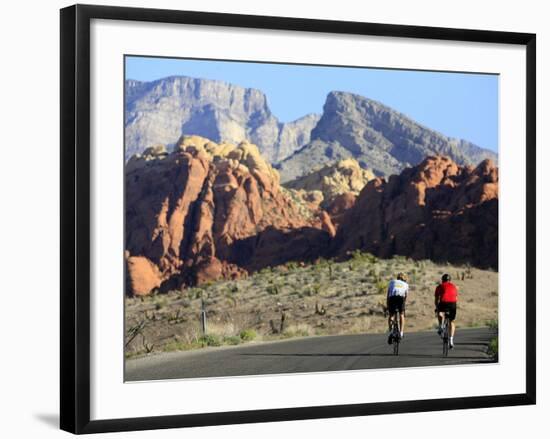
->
[125,253,498,358]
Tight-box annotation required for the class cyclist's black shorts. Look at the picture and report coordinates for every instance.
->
[388,296,406,314]
[437,302,457,321]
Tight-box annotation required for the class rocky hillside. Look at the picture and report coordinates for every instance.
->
[333,156,498,269]
[125,136,332,296]
[125,140,498,296]
[277,91,498,182]
[284,158,376,207]
[125,77,319,163]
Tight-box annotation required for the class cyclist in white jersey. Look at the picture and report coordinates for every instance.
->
[386,272,409,344]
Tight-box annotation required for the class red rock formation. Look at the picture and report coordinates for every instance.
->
[333,156,498,268]
[318,211,336,238]
[126,148,498,296]
[125,254,162,296]
[325,192,357,228]
[125,136,328,295]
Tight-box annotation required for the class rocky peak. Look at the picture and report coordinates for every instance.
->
[278,91,498,181]
[125,76,319,163]
[175,135,281,194]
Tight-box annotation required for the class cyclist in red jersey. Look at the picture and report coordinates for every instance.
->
[434,274,458,348]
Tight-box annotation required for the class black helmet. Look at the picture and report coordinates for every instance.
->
[442,274,451,282]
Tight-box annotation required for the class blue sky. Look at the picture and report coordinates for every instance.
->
[126,56,499,152]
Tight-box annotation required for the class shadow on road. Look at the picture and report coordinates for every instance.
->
[453,342,489,346]
[239,352,494,361]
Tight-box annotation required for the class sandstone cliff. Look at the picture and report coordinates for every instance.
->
[284,158,376,207]
[333,156,498,268]
[125,141,498,296]
[125,135,330,295]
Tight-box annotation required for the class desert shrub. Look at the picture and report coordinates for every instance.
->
[282,324,311,338]
[162,341,184,352]
[368,267,380,281]
[350,251,378,264]
[223,335,241,346]
[154,296,168,310]
[198,334,222,347]
[225,295,237,307]
[258,267,272,276]
[350,249,362,261]
[392,255,409,263]
[375,280,388,295]
[266,284,280,295]
[303,284,321,296]
[166,309,185,323]
[327,260,335,279]
[414,260,426,270]
[286,261,299,271]
[162,338,204,352]
[410,268,417,284]
[239,329,257,341]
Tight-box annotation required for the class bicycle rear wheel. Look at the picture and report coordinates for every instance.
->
[442,317,450,357]
[393,313,400,355]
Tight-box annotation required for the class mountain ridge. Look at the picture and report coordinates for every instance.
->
[124,134,498,296]
[125,76,497,180]
[277,90,497,181]
[125,76,320,163]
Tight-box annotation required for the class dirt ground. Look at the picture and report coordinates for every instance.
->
[125,253,498,358]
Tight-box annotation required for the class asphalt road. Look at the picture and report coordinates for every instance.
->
[125,327,497,382]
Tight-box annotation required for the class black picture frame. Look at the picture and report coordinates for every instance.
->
[60,4,536,434]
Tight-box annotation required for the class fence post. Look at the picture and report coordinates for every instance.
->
[279,312,286,334]
[200,298,207,335]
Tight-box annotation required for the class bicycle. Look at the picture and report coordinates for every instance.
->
[440,311,451,357]
[389,310,401,355]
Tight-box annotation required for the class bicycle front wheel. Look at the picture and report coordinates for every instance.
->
[442,318,450,357]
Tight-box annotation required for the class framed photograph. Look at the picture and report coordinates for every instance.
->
[60,4,536,434]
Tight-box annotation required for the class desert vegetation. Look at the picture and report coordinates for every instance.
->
[125,252,498,358]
